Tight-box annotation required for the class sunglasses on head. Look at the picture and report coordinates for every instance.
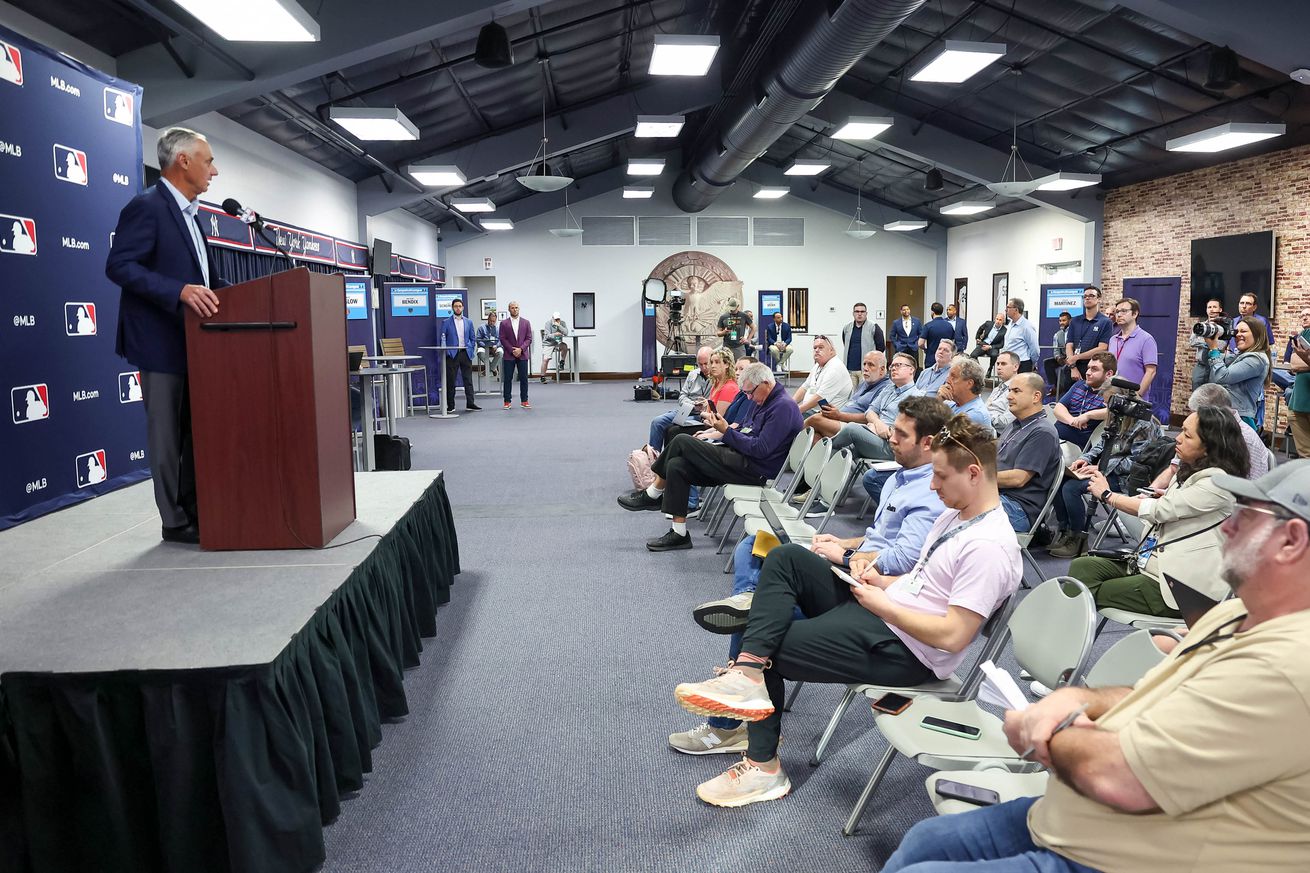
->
[936,422,983,469]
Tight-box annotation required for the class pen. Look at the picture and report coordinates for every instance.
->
[1020,702,1090,761]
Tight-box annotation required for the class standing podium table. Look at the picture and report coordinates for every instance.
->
[185,267,356,550]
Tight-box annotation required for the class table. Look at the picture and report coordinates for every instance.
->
[364,354,425,414]
[565,331,596,384]
[417,345,464,419]
[350,366,420,471]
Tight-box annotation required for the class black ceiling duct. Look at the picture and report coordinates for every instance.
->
[475,21,514,69]
[924,167,943,191]
[1204,46,1239,91]
[673,0,927,213]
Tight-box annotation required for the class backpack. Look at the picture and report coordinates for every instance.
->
[1120,436,1177,495]
[627,446,659,490]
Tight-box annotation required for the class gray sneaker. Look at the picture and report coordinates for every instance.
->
[668,722,748,756]
[693,592,753,634]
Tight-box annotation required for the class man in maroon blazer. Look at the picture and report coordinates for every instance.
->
[498,300,533,408]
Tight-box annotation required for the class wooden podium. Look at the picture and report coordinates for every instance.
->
[185,267,356,550]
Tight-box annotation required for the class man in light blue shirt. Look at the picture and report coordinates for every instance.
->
[915,338,955,395]
[810,350,890,442]
[938,356,996,437]
[1002,297,1040,373]
[830,352,921,462]
[674,396,953,756]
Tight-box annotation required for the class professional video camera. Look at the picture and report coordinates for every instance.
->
[1192,316,1232,341]
[1105,376,1154,423]
[667,288,685,325]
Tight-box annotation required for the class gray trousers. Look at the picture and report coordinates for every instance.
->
[139,370,196,528]
[830,421,894,461]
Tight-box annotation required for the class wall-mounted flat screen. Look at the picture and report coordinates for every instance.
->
[371,237,393,275]
[1189,231,1275,317]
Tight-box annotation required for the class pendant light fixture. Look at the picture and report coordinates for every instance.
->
[518,69,574,193]
[549,185,584,237]
[843,159,877,240]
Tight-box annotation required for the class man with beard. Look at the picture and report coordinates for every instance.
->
[882,461,1310,873]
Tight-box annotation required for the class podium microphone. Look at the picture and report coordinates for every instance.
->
[222,198,296,269]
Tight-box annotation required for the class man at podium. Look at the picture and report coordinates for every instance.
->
[106,127,228,545]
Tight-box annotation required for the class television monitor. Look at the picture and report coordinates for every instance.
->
[1188,231,1274,317]
[371,238,393,276]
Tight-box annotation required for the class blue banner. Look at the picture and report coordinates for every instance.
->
[389,284,431,317]
[0,25,150,529]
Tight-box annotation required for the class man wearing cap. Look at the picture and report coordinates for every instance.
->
[718,299,754,360]
[540,311,569,382]
[883,460,1310,873]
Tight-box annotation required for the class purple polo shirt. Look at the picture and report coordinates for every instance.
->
[1109,326,1157,386]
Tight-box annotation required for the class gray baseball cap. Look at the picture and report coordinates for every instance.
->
[1212,459,1310,523]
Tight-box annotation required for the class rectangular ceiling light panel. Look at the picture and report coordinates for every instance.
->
[649,35,720,76]
[832,117,893,140]
[408,165,466,187]
[1165,122,1286,153]
[910,40,1006,83]
[635,115,685,137]
[623,187,655,198]
[173,0,320,41]
[627,159,666,176]
[753,187,790,199]
[939,201,995,215]
[451,198,496,213]
[784,160,830,176]
[329,107,418,140]
[1034,172,1101,191]
[884,220,928,231]
[481,218,514,231]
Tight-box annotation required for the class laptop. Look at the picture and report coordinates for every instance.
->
[758,499,792,545]
[1162,572,1221,627]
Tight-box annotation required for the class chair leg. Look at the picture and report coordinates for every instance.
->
[810,685,858,766]
[843,746,898,836]
[706,500,730,537]
[723,546,735,574]
[715,516,740,554]
[858,492,873,519]
[783,680,806,713]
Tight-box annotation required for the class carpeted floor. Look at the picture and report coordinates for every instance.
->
[319,381,1130,873]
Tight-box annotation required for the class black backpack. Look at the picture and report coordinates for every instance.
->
[1120,436,1176,494]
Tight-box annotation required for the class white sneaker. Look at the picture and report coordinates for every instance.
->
[668,722,748,756]
[1030,680,1053,699]
[675,664,774,722]
[696,758,791,807]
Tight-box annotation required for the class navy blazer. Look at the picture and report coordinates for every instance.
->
[106,181,227,374]
[891,316,923,353]
[438,314,478,358]
[950,316,969,351]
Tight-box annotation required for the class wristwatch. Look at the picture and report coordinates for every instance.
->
[1099,488,1113,504]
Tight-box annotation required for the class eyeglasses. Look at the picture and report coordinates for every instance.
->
[890,361,913,369]
[1234,499,1293,522]
[936,422,983,469]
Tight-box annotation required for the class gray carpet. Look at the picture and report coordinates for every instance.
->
[317,382,1132,872]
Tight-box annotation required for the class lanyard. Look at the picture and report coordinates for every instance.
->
[998,416,1041,455]
[904,508,997,592]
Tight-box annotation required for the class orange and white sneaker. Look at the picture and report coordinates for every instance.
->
[696,758,791,807]
[675,663,774,721]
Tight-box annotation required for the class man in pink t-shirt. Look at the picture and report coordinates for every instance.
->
[671,414,1021,808]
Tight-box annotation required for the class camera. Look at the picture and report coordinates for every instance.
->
[1105,377,1154,423]
[1192,317,1231,341]
[668,288,685,325]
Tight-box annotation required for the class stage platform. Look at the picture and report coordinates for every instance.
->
[0,471,460,873]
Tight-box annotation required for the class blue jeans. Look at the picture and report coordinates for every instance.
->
[649,410,676,451]
[863,468,893,503]
[883,797,1100,872]
[502,357,529,402]
[707,537,763,730]
[999,493,1031,532]
[1053,474,1119,533]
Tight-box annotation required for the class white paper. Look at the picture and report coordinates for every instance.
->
[979,660,1029,711]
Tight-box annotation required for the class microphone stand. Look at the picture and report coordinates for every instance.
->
[252,219,298,272]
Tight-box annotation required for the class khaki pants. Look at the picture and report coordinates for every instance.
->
[1291,410,1310,459]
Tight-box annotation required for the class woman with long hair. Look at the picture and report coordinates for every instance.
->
[1069,405,1249,618]
[1199,315,1273,427]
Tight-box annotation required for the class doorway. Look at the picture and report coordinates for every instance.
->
[886,275,926,335]
[1123,277,1181,424]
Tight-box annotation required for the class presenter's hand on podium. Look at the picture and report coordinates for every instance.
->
[180,284,220,317]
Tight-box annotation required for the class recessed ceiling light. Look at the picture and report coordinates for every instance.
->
[939,201,995,215]
[450,197,496,213]
[784,160,830,176]
[627,159,665,176]
[1034,172,1102,191]
[910,40,1006,84]
[407,164,466,187]
[884,220,929,231]
[1165,122,1286,153]
[623,187,654,199]
[635,115,685,137]
[832,117,894,140]
[649,35,719,76]
[753,187,789,199]
[329,107,418,140]
[172,0,319,41]
[481,218,514,231]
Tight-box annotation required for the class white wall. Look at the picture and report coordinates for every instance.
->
[365,211,441,264]
[444,185,940,374]
[946,207,1090,331]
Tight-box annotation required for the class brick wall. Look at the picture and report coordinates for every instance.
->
[1102,142,1310,428]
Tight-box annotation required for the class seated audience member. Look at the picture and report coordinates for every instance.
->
[1194,316,1273,427]
[661,348,741,456]
[475,311,502,379]
[829,352,921,462]
[540,312,569,381]
[808,351,890,441]
[968,313,1007,377]
[985,351,1020,433]
[1069,405,1247,616]
[647,346,712,452]
[792,335,853,414]
[883,460,1310,873]
[709,357,757,431]
[765,312,792,373]
[673,397,952,756]
[1042,311,1072,398]
[1152,384,1268,483]
[1052,351,1114,449]
[937,356,994,436]
[914,338,954,395]
[1049,396,1162,558]
[996,373,1062,533]
[618,364,803,552]
[671,416,1020,806]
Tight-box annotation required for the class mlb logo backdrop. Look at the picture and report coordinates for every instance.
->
[0,25,149,529]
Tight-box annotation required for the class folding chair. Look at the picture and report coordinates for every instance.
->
[1016,468,1065,589]
[740,449,854,547]
[715,438,831,554]
[704,428,814,537]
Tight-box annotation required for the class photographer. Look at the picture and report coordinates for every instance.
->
[717,298,753,360]
[1194,316,1273,427]
[1067,406,1247,617]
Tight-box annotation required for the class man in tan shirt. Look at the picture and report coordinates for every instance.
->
[882,460,1310,873]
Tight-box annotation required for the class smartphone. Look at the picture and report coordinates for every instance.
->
[934,779,1000,807]
[830,565,862,588]
[1296,334,1310,350]
[1136,487,1160,496]
[920,715,982,740]
[817,398,832,409]
[870,692,913,715]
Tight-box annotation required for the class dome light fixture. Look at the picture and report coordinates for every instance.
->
[843,159,877,240]
[518,76,575,193]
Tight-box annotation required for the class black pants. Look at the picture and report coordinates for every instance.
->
[1017,359,1035,374]
[650,434,763,516]
[1042,358,1069,395]
[969,346,999,377]
[503,357,529,402]
[446,349,475,409]
[740,545,933,761]
[139,370,197,529]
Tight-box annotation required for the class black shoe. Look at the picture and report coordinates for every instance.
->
[161,523,200,545]
[804,500,830,518]
[647,530,692,552]
[467,404,482,411]
[447,406,456,413]
[618,491,663,512]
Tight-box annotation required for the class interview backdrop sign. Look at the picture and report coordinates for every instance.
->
[0,25,149,528]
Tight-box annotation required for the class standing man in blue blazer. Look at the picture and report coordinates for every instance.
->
[106,128,227,545]
[439,297,480,412]
[947,302,969,351]
[890,304,923,367]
